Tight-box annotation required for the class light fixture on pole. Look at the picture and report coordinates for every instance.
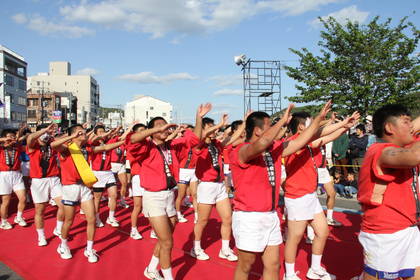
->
[234,54,247,66]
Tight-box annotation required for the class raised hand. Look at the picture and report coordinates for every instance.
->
[220,114,229,127]
[280,104,295,125]
[158,123,178,132]
[197,103,212,118]
[344,111,360,128]
[318,100,332,120]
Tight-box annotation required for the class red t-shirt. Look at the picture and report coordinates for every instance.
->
[90,141,113,171]
[0,145,22,171]
[27,142,59,178]
[126,130,199,191]
[312,145,327,168]
[109,137,125,164]
[177,134,198,169]
[126,151,141,176]
[194,140,225,182]
[358,142,420,233]
[223,145,232,165]
[59,144,93,185]
[284,134,318,199]
[230,140,285,212]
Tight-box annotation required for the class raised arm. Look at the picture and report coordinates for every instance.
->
[203,114,228,142]
[92,140,125,153]
[51,132,80,153]
[239,104,294,164]
[194,103,212,140]
[27,123,57,151]
[379,140,420,169]
[130,123,177,143]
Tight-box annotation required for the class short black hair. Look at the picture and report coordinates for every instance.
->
[1,129,16,137]
[67,124,84,136]
[94,125,105,134]
[36,124,49,131]
[202,117,214,129]
[245,111,270,140]
[355,124,366,134]
[288,111,311,135]
[372,104,411,138]
[132,123,146,132]
[147,117,166,129]
[231,120,243,132]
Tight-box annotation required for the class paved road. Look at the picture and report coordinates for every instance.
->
[0,262,22,280]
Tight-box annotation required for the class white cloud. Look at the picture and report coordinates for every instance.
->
[209,74,242,87]
[57,0,344,38]
[310,5,369,27]
[118,71,197,84]
[76,68,99,76]
[12,14,94,38]
[214,89,242,96]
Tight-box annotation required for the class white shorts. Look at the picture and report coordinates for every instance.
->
[179,168,196,184]
[31,177,62,204]
[111,162,126,175]
[190,172,198,183]
[125,160,131,170]
[232,211,282,252]
[317,168,331,184]
[284,192,323,221]
[21,162,30,177]
[142,190,176,218]
[223,164,231,175]
[92,171,116,191]
[62,184,93,205]
[197,181,228,204]
[0,171,25,195]
[131,175,144,197]
[359,226,420,279]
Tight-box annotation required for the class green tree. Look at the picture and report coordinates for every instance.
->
[285,16,420,117]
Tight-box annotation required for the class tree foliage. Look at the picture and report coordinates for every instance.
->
[285,16,420,116]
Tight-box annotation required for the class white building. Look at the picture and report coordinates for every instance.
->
[102,111,123,128]
[28,61,100,124]
[0,45,27,129]
[124,95,172,126]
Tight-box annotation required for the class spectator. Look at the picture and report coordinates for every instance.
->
[348,124,368,173]
[333,172,346,197]
[343,173,358,198]
[332,129,349,178]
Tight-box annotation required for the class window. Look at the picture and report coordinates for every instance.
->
[18,80,26,90]
[150,106,154,110]
[28,110,36,118]
[37,81,40,86]
[11,112,16,121]
[18,97,26,106]
[162,113,167,117]
[5,75,14,87]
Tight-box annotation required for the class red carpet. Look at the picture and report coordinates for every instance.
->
[0,196,364,280]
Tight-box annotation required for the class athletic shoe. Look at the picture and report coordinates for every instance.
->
[53,227,62,237]
[0,221,12,230]
[84,248,99,263]
[306,267,336,280]
[130,229,143,240]
[190,248,210,260]
[38,238,47,247]
[144,267,164,280]
[219,248,238,261]
[96,219,104,228]
[182,198,193,208]
[150,230,157,239]
[177,214,188,223]
[327,218,343,227]
[57,244,72,259]
[79,209,85,215]
[118,199,130,209]
[14,216,27,227]
[284,273,302,280]
[49,198,57,206]
[106,217,119,227]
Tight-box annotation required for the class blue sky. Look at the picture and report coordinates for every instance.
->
[1,0,419,123]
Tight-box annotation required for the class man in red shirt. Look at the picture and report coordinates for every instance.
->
[27,123,64,246]
[127,104,209,280]
[0,127,28,230]
[110,128,129,209]
[357,104,420,280]
[51,124,124,263]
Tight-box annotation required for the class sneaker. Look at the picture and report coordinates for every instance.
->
[118,199,130,209]
[190,247,210,261]
[49,198,57,206]
[14,216,27,227]
[144,267,164,280]
[178,214,188,223]
[182,198,193,208]
[219,248,238,261]
[284,273,302,280]
[327,218,343,227]
[130,229,143,240]
[96,218,104,228]
[38,238,47,247]
[0,220,12,230]
[84,248,99,263]
[106,217,119,227]
[150,230,157,239]
[57,244,72,259]
[306,267,336,280]
[53,227,62,237]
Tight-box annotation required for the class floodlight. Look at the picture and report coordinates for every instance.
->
[234,54,247,66]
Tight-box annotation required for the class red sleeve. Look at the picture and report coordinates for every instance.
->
[372,143,399,183]
[172,130,200,150]
[124,132,151,161]
[230,143,251,169]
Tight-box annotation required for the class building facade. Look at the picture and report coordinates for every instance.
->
[28,62,99,124]
[124,95,172,126]
[0,45,27,129]
[101,111,123,128]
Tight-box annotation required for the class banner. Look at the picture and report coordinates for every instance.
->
[52,110,62,123]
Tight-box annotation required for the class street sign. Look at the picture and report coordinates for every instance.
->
[52,110,62,123]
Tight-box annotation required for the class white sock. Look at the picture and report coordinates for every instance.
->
[131,227,137,233]
[194,212,198,220]
[327,209,333,220]
[161,267,173,280]
[285,262,295,277]
[194,240,201,250]
[307,225,315,240]
[185,195,190,200]
[109,211,115,219]
[56,220,64,231]
[177,211,182,217]
[148,255,159,271]
[221,240,230,252]
[1,218,7,223]
[17,211,22,219]
[60,238,68,248]
[36,228,45,239]
[86,240,94,251]
[311,254,322,270]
